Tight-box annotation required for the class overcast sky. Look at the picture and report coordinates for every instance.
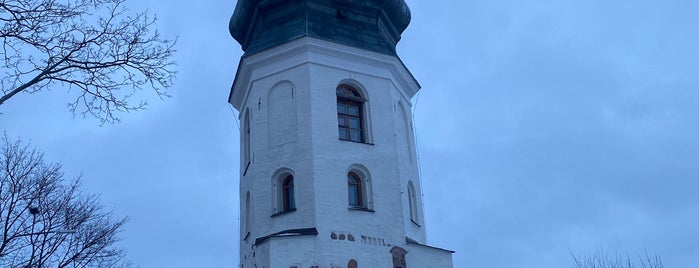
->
[2,0,698,267]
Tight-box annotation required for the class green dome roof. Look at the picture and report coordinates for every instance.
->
[229,0,411,56]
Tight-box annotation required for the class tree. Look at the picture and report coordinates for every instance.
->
[0,0,176,124]
[0,135,129,267]
[571,249,664,268]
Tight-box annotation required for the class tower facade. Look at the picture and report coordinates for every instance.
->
[228,1,453,267]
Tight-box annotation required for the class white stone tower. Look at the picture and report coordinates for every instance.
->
[228,1,453,267]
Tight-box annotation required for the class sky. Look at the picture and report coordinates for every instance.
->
[2,0,698,267]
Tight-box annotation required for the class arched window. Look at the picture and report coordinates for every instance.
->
[337,84,365,143]
[348,259,358,268]
[346,166,374,211]
[348,172,363,207]
[282,175,295,211]
[408,181,419,224]
[272,169,298,216]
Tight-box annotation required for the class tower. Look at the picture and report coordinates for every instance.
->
[228,1,453,267]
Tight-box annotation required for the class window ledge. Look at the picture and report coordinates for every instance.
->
[411,219,422,227]
[271,208,296,217]
[339,138,374,145]
[348,206,374,212]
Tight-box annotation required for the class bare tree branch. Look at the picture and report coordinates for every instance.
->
[571,248,664,268]
[0,134,130,267]
[0,0,176,124]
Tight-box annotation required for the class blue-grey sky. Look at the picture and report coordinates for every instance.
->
[2,0,698,267]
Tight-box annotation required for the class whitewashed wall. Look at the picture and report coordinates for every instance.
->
[232,37,452,268]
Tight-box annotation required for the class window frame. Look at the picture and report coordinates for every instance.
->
[282,175,295,212]
[345,166,374,212]
[347,172,363,208]
[244,191,251,240]
[408,181,420,226]
[271,169,297,217]
[337,84,366,143]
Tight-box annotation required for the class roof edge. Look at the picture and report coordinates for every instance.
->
[406,237,455,253]
[254,227,319,246]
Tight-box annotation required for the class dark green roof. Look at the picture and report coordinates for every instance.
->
[229,0,411,56]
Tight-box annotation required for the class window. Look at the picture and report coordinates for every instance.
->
[348,172,363,207]
[244,191,251,239]
[346,166,373,211]
[348,259,358,268]
[272,169,297,216]
[282,175,295,211]
[408,181,419,224]
[337,85,365,142]
[243,110,251,175]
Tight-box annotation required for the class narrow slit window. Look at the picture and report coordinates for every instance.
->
[408,181,419,224]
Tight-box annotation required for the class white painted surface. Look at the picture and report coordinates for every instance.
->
[406,243,455,268]
[232,37,453,268]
